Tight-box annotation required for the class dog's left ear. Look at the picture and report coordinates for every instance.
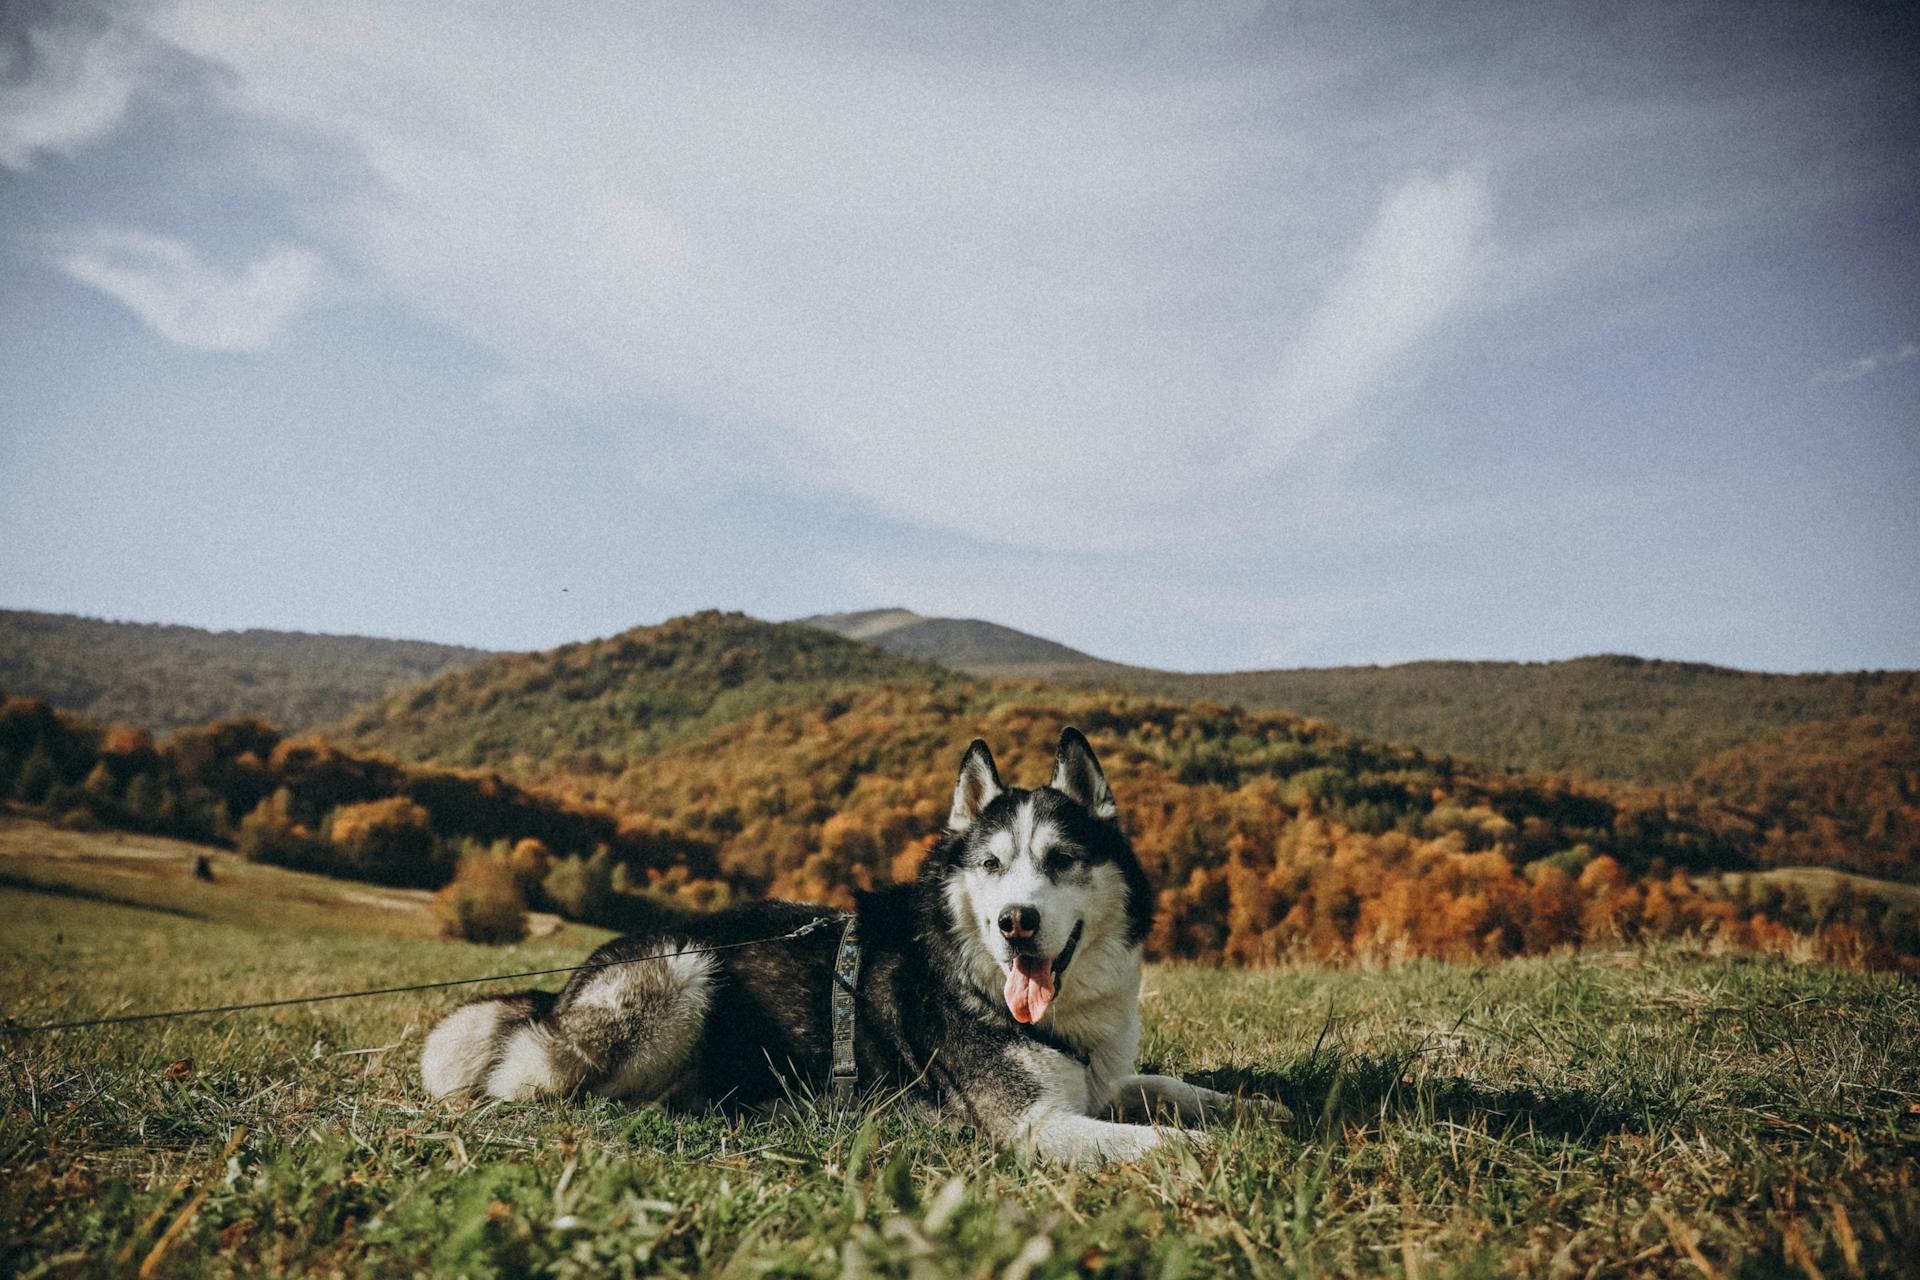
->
[1051,727,1117,822]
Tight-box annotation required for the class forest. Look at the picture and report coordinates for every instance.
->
[800,608,1920,784]
[11,605,1916,790]
[1070,653,1920,786]
[6,613,1917,969]
[0,608,487,736]
[0,693,724,934]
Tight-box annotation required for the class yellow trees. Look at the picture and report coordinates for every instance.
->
[328,797,442,886]
[434,851,529,944]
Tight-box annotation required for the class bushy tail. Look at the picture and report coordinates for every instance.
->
[419,990,555,1100]
[419,943,717,1103]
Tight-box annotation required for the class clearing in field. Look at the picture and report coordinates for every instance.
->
[1,830,1916,1278]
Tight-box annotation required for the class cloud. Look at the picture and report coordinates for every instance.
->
[1814,341,1920,385]
[138,3,1305,546]
[1251,169,1490,469]
[49,1,1913,553]
[53,230,321,351]
[0,2,154,170]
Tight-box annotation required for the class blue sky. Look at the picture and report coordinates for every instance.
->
[3,1,1916,672]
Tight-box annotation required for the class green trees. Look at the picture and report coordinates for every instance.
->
[542,851,617,924]
[0,608,486,736]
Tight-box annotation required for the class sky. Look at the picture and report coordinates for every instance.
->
[2,1,1917,673]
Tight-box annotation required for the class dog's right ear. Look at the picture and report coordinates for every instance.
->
[948,739,1004,832]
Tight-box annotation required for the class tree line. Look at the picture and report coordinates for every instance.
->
[7,670,1916,970]
[0,694,728,938]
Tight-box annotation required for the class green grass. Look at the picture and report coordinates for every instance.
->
[3,880,1918,1278]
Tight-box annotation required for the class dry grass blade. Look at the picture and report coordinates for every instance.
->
[1653,1204,1724,1280]
[136,1126,247,1279]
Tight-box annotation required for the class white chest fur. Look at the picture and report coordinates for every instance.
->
[1040,941,1144,1113]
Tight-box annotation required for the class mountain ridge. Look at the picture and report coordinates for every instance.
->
[0,608,490,736]
[7,604,1915,790]
[796,608,1920,784]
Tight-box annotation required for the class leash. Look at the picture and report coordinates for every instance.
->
[0,914,848,1037]
[829,914,862,1103]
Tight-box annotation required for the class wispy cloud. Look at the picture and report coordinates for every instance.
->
[0,2,153,170]
[53,230,321,351]
[1252,169,1491,470]
[22,1,1920,559]
[1814,341,1919,385]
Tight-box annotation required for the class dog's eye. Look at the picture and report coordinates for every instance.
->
[980,856,1001,873]
[1044,849,1078,874]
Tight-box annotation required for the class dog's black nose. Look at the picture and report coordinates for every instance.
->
[998,904,1040,941]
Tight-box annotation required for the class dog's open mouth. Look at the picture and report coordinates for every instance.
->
[1004,919,1083,1024]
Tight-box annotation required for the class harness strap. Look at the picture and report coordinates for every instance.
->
[830,913,861,1103]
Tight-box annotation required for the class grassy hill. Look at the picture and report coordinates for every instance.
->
[3,857,1915,1276]
[0,608,489,736]
[0,810,589,944]
[797,608,1920,785]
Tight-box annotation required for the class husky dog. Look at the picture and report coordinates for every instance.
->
[421,728,1282,1163]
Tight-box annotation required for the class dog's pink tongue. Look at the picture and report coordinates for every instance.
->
[1004,956,1056,1023]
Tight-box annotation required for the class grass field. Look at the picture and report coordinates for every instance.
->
[3,837,1918,1278]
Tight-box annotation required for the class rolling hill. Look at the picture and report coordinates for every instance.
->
[334,610,954,774]
[798,609,1920,786]
[12,604,1913,795]
[327,610,1918,955]
[9,609,1917,964]
[0,608,490,736]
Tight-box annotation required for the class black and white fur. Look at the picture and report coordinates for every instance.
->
[420,728,1284,1163]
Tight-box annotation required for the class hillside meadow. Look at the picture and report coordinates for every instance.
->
[2,847,1916,1278]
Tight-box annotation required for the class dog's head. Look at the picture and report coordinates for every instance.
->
[930,728,1153,1024]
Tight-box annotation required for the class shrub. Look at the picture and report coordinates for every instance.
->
[433,854,529,944]
[327,797,444,887]
[1532,843,1595,878]
[506,837,552,894]
[543,851,616,923]
[236,788,334,872]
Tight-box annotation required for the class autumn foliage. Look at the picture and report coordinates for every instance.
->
[433,850,529,944]
[6,608,1918,972]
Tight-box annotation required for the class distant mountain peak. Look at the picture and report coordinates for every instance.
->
[801,608,928,642]
[798,608,1117,677]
